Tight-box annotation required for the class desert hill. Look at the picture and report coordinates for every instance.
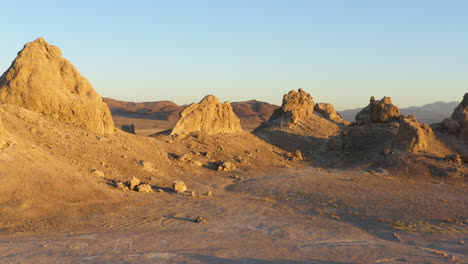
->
[340,101,459,124]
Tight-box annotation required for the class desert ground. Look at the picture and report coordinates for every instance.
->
[0,38,466,264]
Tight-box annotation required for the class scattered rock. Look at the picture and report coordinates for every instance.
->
[393,115,434,152]
[356,96,400,123]
[314,103,349,125]
[121,124,135,134]
[178,153,193,162]
[173,180,187,193]
[114,181,129,190]
[217,161,235,171]
[138,160,154,172]
[207,191,213,197]
[170,95,242,136]
[445,154,463,167]
[268,88,314,125]
[129,177,141,190]
[0,38,114,133]
[136,183,153,193]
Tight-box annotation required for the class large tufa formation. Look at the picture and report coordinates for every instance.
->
[393,115,434,152]
[451,93,468,128]
[170,95,242,136]
[356,96,400,124]
[0,38,114,134]
[314,103,349,125]
[0,116,5,147]
[268,89,314,125]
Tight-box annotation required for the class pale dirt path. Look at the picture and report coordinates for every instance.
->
[0,168,466,264]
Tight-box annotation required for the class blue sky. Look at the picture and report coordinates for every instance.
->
[0,0,467,110]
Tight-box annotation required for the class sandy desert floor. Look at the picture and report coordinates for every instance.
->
[0,165,466,264]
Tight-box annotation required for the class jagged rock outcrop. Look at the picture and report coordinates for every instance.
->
[0,38,114,134]
[451,93,468,127]
[442,118,461,134]
[268,89,314,125]
[393,115,434,152]
[170,95,242,136]
[314,103,349,125]
[356,96,400,123]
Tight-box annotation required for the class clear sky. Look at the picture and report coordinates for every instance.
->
[0,0,466,110]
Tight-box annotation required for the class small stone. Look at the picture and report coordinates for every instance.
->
[128,177,141,190]
[217,161,235,172]
[91,169,105,177]
[191,191,196,196]
[158,188,164,193]
[138,160,154,172]
[173,180,187,193]
[115,181,129,190]
[136,183,153,193]
[207,191,213,197]
[195,216,207,223]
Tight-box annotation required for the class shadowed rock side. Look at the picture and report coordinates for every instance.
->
[268,88,314,125]
[356,96,401,124]
[451,93,468,127]
[0,38,114,134]
[170,95,243,136]
[314,103,349,125]
[394,115,434,152]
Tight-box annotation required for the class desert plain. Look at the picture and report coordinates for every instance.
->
[0,38,466,264]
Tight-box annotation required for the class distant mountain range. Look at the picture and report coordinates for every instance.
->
[339,101,458,124]
[103,98,279,133]
[104,98,458,134]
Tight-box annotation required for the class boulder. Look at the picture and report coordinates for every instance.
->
[451,93,468,127]
[268,89,314,125]
[121,124,135,134]
[173,180,187,193]
[442,118,461,134]
[170,95,242,136]
[136,183,153,193]
[114,181,129,191]
[0,38,114,134]
[128,176,141,190]
[356,96,400,123]
[217,161,235,171]
[393,115,434,152]
[314,103,349,125]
